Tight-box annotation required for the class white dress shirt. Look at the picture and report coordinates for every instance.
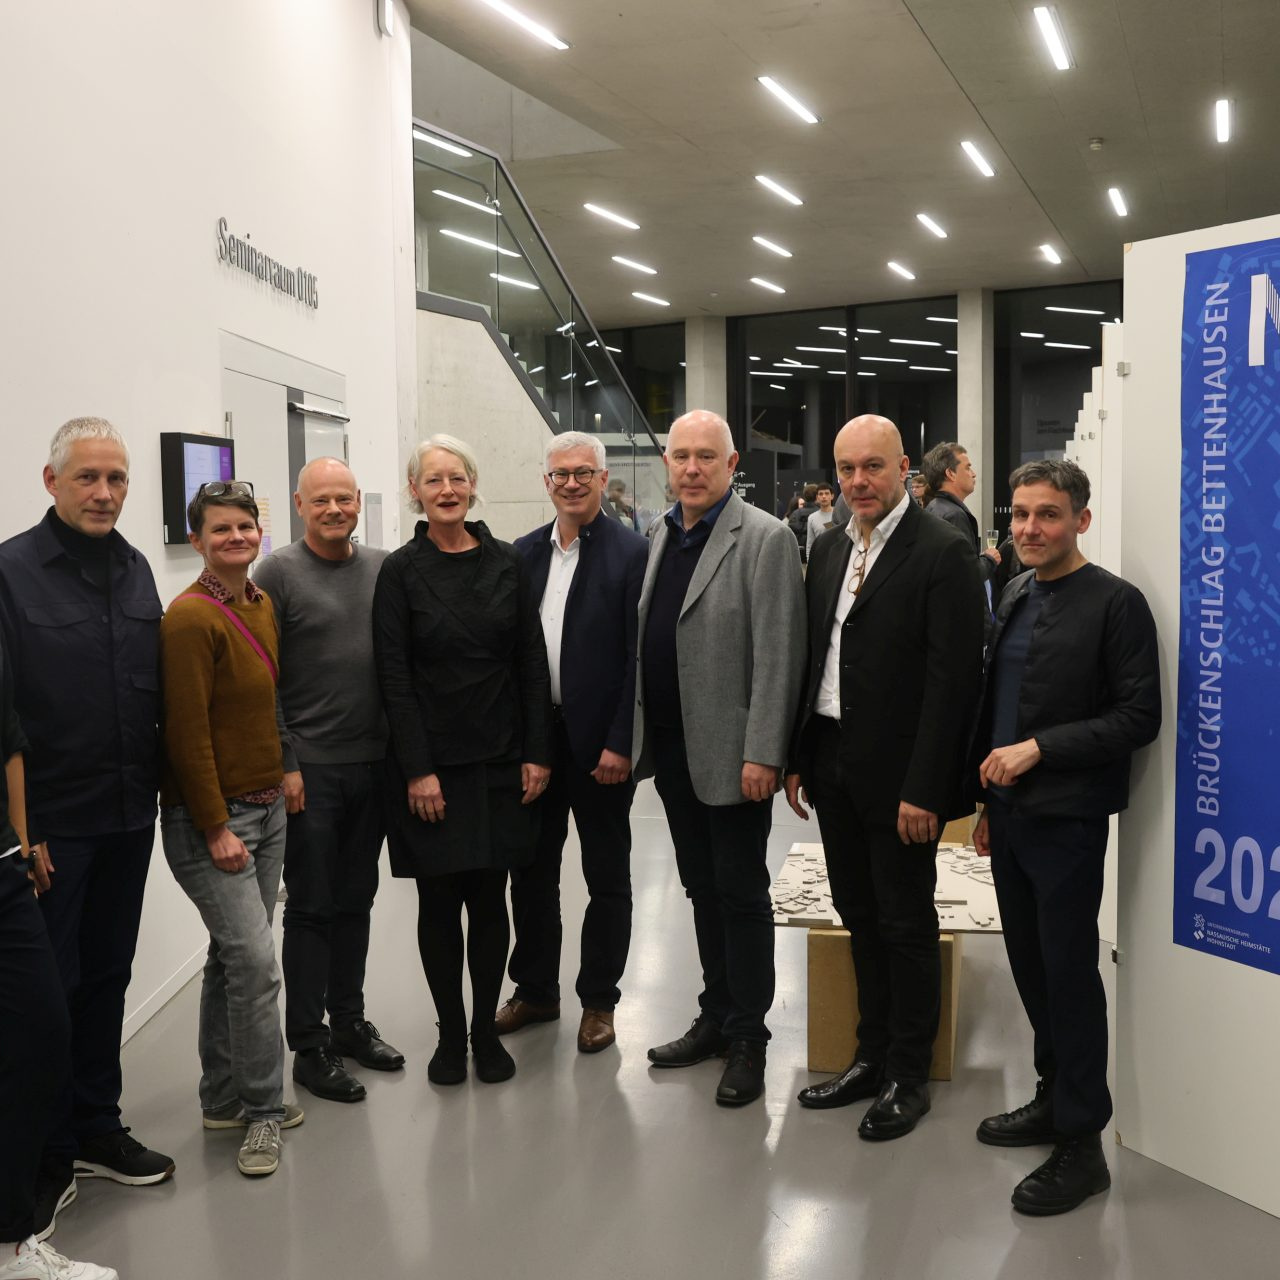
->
[540,522,581,706]
[815,490,912,721]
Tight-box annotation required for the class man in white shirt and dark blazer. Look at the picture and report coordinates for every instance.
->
[785,415,985,1140]
[632,410,805,1107]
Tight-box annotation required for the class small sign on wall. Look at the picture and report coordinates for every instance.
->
[216,217,319,309]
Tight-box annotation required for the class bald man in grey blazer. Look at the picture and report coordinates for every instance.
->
[633,410,805,1106]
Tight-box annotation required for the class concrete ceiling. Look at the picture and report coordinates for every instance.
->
[405,0,1280,329]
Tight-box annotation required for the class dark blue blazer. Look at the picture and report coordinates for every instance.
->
[514,507,648,772]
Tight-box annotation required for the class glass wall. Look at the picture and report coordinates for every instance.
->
[728,297,957,513]
[597,322,686,438]
[411,124,667,524]
[993,280,1123,520]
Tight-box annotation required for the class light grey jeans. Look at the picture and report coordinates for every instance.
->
[161,798,287,1121]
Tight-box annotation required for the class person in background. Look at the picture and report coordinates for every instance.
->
[910,474,929,507]
[160,480,301,1179]
[634,410,805,1107]
[786,415,984,1141]
[373,436,552,1087]
[0,418,173,1239]
[0,633,119,1279]
[605,478,638,530]
[498,432,648,1053]
[254,458,404,1108]
[806,483,836,558]
[786,484,817,563]
[971,458,1160,1216]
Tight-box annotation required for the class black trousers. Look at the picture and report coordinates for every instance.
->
[0,856,71,1241]
[282,761,385,1052]
[508,719,635,1010]
[651,726,775,1044]
[39,825,152,1161]
[803,718,940,1082]
[987,799,1112,1136]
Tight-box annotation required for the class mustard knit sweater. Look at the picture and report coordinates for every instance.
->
[159,581,283,829]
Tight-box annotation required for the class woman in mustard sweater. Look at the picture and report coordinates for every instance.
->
[159,481,301,1180]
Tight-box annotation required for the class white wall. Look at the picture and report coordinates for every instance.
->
[1117,213,1280,1214]
[0,0,417,1035]
[416,310,556,543]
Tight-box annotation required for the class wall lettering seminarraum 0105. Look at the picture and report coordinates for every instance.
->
[216,216,319,309]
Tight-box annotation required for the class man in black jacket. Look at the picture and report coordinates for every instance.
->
[971,457,1160,1216]
[921,441,1001,595]
[785,416,985,1140]
[498,433,648,1053]
[0,419,173,1234]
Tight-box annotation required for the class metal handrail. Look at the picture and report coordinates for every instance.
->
[412,118,663,452]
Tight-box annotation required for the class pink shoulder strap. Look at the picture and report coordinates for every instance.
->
[178,594,279,684]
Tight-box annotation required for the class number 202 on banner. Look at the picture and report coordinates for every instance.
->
[1193,828,1280,918]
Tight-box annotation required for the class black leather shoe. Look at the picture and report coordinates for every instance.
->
[858,1079,931,1141]
[977,1078,1057,1147]
[1012,1133,1111,1216]
[292,1046,367,1102]
[471,1033,516,1083]
[797,1059,883,1109]
[331,1019,406,1071]
[647,1014,729,1068]
[427,1039,467,1086]
[716,1041,766,1106]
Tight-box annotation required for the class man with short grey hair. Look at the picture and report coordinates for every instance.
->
[498,432,648,1052]
[254,458,404,1105]
[0,418,173,1235]
[634,410,805,1106]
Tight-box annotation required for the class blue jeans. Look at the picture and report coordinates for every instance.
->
[161,798,286,1120]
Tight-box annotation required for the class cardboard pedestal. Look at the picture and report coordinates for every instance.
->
[807,928,962,1080]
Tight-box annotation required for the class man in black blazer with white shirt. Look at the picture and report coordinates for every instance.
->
[497,432,648,1053]
[785,415,985,1140]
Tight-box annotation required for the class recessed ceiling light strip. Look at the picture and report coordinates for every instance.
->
[440,228,520,257]
[755,175,804,205]
[1032,6,1073,70]
[433,189,501,216]
[916,213,948,239]
[583,202,639,229]
[476,0,570,50]
[756,76,821,124]
[960,140,996,177]
[753,235,793,257]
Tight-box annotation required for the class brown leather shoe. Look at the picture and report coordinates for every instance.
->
[493,997,560,1036]
[577,1009,616,1053]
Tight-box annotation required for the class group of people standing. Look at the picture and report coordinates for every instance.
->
[0,405,1160,1280]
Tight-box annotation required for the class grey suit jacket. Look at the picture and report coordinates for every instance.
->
[632,491,806,805]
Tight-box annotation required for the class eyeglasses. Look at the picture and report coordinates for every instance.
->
[197,480,255,499]
[548,467,602,487]
[847,544,869,595]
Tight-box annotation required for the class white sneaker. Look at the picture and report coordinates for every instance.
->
[236,1118,282,1177]
[0,1237,118,1280]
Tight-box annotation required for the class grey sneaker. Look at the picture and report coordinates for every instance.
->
[236,1119,282,1177]
[203,1102,304,1131]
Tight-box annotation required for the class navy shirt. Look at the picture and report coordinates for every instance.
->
[641,489,733,729]
[988,570,1080,800]
[0,508,162,840]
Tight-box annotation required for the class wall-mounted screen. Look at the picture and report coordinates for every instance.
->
[160,433,236,544]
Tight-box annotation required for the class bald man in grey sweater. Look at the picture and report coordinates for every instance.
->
[254,459,404,1106]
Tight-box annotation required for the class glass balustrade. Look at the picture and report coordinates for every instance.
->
[412,122,667,529]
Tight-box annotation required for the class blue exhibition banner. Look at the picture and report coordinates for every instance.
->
[1175,235,1280,974]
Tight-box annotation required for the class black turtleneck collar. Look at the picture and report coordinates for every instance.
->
[44,506,119,561]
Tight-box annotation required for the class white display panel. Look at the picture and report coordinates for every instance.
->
[1117,215,1280,1215]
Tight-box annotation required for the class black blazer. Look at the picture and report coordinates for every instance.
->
[926,490,998,583]
[970,564,1161,818]
[791,499,986,825]
[514,507,648,772]
[372,521,552,780]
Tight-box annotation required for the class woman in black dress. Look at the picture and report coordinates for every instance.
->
[373,435,552,1085]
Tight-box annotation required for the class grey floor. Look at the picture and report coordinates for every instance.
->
[54,783,1280,1279]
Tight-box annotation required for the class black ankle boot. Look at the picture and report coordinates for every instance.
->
[427,1023,467,1085]
[471,1031,516,1083]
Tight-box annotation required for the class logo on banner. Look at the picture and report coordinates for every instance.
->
[1248,272,1280,366]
